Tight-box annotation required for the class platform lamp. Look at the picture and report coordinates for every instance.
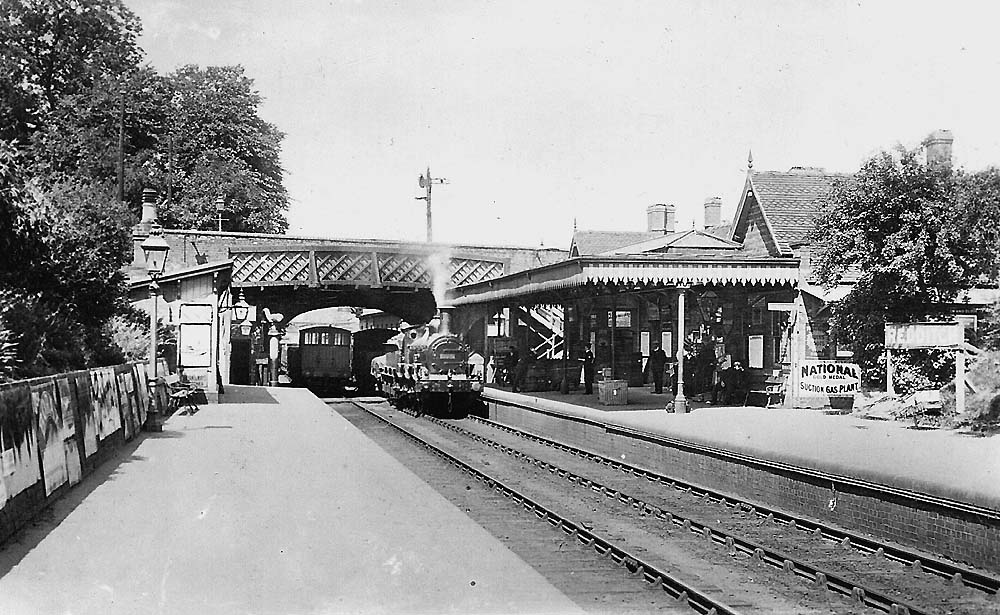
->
[140,221,170,430]
[227,289,250,321]
[221,288,252,334]
[267,311,285,387]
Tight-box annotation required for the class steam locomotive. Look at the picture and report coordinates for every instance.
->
[371,307,483,417]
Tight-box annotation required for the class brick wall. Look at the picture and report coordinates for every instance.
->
[488,399,1000,573]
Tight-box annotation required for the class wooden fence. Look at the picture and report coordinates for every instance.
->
[0,363,154,543]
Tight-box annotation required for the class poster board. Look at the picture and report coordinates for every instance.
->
[179,323,212,367]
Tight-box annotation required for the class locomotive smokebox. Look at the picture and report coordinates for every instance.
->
[437,306,455,335]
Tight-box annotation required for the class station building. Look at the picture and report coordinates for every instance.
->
[448,132,994,409]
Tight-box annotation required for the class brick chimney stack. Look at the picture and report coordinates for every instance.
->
[131,187,160,273]
[924,129,953,169]
[646,203,677,234]
[703,196,722,229]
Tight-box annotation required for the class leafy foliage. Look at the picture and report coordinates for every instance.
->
[149,65,289,233]
[0,1,292,378]
[0,0,143,143]
[0,318,19,382]
[811,145,1000,386]
[976,300,1000,351]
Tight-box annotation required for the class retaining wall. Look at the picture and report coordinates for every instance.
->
[0,363,156,544]
[485,394,1000,573]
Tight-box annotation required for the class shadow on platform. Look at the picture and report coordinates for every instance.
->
[219,385,280,404]
[0,429,180,578]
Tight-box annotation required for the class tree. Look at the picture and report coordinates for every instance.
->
[0,0,142,143]
[26,62,290,233]
[811,145,1000,388]
[4,3,289,232]
[0,1,291,378]
[151,65,289,233]
[0,141,134,377]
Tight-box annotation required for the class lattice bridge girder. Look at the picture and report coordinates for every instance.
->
[230,246,505,289]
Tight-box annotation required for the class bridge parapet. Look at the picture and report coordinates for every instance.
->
[230,245,506,289]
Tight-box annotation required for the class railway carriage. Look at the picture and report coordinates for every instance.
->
[296,325,353,394]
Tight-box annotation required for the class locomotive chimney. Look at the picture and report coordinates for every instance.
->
[438,306,455,335]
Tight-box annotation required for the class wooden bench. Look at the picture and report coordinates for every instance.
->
[164,373,202,415]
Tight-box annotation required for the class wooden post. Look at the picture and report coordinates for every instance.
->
[483,304,491,375]
[610,291,616,380]
[955,349,965,415]
[886,348,894,395]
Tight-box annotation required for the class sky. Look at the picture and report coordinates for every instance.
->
[127,0,1000,250]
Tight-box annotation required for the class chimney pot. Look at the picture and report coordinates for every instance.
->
[140,188,158,224]
[703,196,722,229]
[924,129,954,169]
[646,204,666,234]
[647,203,676,234]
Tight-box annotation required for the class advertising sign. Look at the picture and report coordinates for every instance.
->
[179,323,212,367]
[884,322,963,349]
[799,361,861,396]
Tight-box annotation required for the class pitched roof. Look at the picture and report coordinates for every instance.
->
[604,229,740,255]
[747,169,848,251]
[569,230,660,256]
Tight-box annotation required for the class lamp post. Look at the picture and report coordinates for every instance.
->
[140,221,170,430]
[215,195,226,232]
[267,311,284,387]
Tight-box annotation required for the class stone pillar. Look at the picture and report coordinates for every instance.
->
[673,287,688,413]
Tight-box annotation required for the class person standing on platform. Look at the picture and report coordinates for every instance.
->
[649,342,668,394]
[581,344,595,394]
[505,346,520,388]
[511,346,528,393]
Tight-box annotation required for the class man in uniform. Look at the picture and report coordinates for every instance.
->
[649,342,668,394]
[581,343,595,394]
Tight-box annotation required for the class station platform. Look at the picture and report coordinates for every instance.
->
[486,384,1000,511]
[0,386,582,615]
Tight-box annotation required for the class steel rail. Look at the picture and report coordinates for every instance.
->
[415,414,929,615]
[350,401,743,615]
[465,412,1000,597]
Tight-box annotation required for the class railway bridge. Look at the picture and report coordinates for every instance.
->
[126,197,566,397]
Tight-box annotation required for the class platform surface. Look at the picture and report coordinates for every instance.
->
[0,386,582,615]
[487,385,1000,510]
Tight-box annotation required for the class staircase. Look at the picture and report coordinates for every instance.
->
[512,305,564,359]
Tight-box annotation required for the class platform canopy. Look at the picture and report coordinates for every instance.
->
[447,254,800,306]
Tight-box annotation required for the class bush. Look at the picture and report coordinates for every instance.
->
[943,351,1000,431]
[882,348,954,396]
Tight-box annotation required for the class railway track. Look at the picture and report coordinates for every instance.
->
[336,399,1000,615]
[335,400,772,614]
[460,414,1000,598]
[448,410,1000,615]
